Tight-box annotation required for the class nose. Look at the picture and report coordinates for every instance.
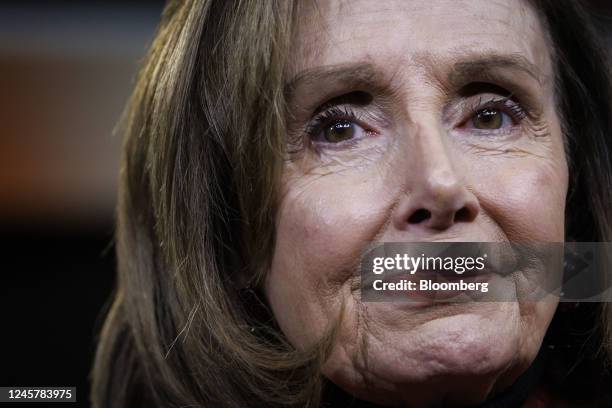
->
[393,124,480,232]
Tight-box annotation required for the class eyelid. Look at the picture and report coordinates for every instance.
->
[305,105,380,139]
[456,94,528,127]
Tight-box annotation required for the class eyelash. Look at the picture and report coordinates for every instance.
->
[305,106,372,141]
[461,95,528,127]
[304,95,529,143]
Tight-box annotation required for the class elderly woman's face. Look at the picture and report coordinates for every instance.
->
[265,0,568,405]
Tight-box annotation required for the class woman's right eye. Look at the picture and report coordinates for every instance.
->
[306,106,373,145]
[321,119,361,143]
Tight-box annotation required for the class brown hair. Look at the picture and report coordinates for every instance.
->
[92,1,612,407]
[92,1,330,406]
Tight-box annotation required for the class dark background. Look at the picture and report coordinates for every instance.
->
[0,1,163,407]
[0,1,610,407]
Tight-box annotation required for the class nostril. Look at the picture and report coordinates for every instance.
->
[408,208,431,224]
[454,206,472,223]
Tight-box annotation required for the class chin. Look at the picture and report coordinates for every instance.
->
[325,302,531,407]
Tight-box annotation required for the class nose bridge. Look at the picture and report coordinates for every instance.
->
[392,117,479,232]
[413,120,460,197]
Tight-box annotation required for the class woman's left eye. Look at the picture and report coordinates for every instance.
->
[466,106,519,131]
[473,108,503,129]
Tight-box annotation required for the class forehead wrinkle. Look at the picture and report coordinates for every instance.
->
[287,0,555,119]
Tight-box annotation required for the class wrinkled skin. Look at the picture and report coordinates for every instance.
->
[265,0,568,406]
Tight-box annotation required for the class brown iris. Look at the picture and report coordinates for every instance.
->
[324,120,355,142]
[473,108,503,129]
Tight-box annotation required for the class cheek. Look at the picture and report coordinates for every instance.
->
[473,150,568,242]
[265,173,390,349]
[473,114,569,242]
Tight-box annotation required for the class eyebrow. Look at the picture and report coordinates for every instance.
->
[448,54,542,88]
[284,53,543,104]
[284,63,391,105]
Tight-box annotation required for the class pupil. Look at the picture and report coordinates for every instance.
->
[325,120,354,142]
[334,120,351,133]
[473,108,503,130]
[480,109,497,122]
